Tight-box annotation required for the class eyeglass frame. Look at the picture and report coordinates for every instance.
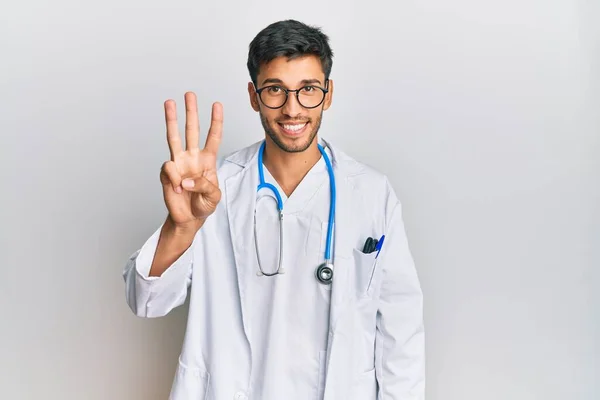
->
[254,80,330,110]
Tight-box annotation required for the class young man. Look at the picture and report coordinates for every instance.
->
[123,19,425,400]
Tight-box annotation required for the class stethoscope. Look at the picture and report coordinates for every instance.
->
[254,140,336,284]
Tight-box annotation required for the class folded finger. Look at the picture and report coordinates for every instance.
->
[181,175,220,199]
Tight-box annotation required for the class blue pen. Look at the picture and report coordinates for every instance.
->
[374,235,385,258]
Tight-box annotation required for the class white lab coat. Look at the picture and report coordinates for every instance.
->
[123,138,425,400]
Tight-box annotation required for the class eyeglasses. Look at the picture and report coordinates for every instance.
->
[255,82,329,109]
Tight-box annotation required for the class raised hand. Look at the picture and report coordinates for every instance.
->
[159,92,223,231]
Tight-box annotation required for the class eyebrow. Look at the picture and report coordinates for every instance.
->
[261,78,323,86]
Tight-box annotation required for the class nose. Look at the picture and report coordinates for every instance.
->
[281,92,303,118]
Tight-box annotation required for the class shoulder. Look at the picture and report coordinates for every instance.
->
[327,140,399,210]
[215,140,262,180]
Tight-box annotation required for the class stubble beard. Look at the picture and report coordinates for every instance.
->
[260,109,323,153]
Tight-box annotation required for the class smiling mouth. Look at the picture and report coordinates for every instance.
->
[278,122,309,136]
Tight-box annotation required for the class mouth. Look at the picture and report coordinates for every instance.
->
[278,121,309,137]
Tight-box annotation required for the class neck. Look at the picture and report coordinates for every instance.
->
[262,138,322,197]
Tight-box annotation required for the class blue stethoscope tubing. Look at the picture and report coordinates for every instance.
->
[255,140,336,284]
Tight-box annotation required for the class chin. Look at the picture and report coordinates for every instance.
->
[260,111,322,153]
[269,123,317,153]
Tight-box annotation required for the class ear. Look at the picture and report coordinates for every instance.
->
[323,79,334,110]
[248,82,260,112]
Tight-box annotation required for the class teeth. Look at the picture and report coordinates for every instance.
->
[283,123,307,132]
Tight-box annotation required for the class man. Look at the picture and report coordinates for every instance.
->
[123,19,425,400]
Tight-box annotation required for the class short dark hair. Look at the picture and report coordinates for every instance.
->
[247,19,334,86]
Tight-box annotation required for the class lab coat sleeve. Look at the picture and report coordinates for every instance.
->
[375,201,425,399]
[122,224,194,318]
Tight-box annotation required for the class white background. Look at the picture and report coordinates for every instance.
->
[1,0,598,399]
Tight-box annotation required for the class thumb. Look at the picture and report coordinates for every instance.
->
[185,176,222,215]
[182,176,220,201]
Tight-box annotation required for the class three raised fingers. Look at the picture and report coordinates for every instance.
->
[165,94,222,157]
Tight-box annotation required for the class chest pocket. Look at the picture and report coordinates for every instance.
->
[352,248,380,298]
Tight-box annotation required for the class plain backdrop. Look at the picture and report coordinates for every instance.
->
[1,0,598,399]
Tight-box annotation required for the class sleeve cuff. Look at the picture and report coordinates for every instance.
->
[134,224,194,283]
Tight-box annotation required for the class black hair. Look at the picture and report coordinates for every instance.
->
[247,19,334,86]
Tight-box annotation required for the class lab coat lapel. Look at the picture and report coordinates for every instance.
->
[323,142,359,399]
[328,164,353,330]
[320,138,355,330]
[224,145,260,347]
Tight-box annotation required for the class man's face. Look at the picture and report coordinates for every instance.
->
[248,55,333,153]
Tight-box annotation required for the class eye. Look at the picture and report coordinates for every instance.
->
[267,86,284,94]
[301,86,315,92]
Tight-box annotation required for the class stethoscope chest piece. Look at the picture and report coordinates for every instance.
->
[315,263,333,285]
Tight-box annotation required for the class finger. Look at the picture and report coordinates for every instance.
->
[203,102,223,155]
[164,99,182,161]
[197,178,222,207]
[160,161,183,194]
[184,92,199,150]
[184,176,222,205]
[181,175,218,195]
